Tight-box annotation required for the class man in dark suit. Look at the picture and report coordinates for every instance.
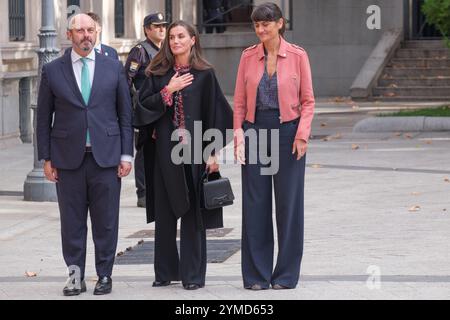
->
[87,12,119,59]
[36,13,133,296]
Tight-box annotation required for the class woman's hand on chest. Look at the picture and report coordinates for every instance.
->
[166,72,195,94]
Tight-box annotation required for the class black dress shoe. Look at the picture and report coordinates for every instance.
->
[152,281,171,287]
[137,197,146,208]
[93,276,112,295]
[183,284,202,290]
[63,278,87,296]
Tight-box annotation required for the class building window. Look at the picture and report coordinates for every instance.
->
[67,0,80,7]
[115,0,125,38]
[200,0,254,33]
[67,0,81,18]
[9,0,26,41]
[199,0,293,33]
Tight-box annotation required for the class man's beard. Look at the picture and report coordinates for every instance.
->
[79,38,93,51]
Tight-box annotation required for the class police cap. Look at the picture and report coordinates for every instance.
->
[143,12,167,27]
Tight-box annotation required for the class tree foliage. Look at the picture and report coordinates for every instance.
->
[422,0,450,47]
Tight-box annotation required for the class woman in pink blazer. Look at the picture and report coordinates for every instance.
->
[234,2,315,290]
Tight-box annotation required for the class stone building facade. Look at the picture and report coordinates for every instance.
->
[0,0,442,142]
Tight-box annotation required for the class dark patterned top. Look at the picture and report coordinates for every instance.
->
[256,56,279,110]
[160,64,191,142]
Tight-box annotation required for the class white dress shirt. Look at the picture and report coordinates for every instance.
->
[71,48,95,92]
[94,43,104,55]
[71,49,133,163]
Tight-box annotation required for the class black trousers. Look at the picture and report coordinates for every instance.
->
[135,131,146,198]
[153,158,207,286]
[56,152,121,280]
[241,109,305,289]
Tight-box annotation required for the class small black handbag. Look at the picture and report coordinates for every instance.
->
[200,171,235,210]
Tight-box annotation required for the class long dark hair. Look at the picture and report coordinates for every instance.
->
[251,2,286,36]
[146,20,212,76]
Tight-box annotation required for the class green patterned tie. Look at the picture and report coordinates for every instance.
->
[81,58,91,145]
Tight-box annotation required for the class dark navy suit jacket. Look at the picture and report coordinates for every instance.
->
[64,44,119,60]
[37,51,133,170]
[100,44,119,60]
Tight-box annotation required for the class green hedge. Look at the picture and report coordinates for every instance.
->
[422,0,450,47]
[378,106,450,117]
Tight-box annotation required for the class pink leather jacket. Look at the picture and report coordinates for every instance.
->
[233,36,315,145]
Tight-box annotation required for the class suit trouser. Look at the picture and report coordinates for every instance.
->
[56,152,121,280]
[241,109,305,289]
[135,131,146,198]
[153,158,207,286]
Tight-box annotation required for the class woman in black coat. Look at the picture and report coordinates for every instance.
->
[133,20,233,290]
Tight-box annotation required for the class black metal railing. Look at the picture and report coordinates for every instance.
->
[197,0,293,34]
[9,0,26,41]
[115,0,125,38]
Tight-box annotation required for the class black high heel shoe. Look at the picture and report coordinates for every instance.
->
[183,284,202,290]
[153,281,171,287]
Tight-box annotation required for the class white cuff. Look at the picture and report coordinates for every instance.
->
[120,155,133,163]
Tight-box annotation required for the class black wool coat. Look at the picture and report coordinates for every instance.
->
[133,67,233,230]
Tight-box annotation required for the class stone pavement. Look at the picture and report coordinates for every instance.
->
[0,101,450,300]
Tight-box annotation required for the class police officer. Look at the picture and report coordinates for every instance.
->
[125,13,167,208]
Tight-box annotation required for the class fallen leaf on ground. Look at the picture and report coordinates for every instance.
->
[25,271,37,277]
[311,164,323,169]
[444,177,450,183]
[351,144,360,150]
[322,133,342,141]
[394,132,402,137]
[411,192,421,196]
[320,122,327,127]
[117,251,124,257]
[425,140,432,145]
[404,133,413,139]
[126,247,133,252]
[409,205,421,212]
[138,240,145,245]
[333,96,347,103]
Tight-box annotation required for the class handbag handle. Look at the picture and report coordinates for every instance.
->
[202,170,222,183]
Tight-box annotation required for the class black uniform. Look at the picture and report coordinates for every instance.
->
[125,39,160,91]
[125,39,160,201]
